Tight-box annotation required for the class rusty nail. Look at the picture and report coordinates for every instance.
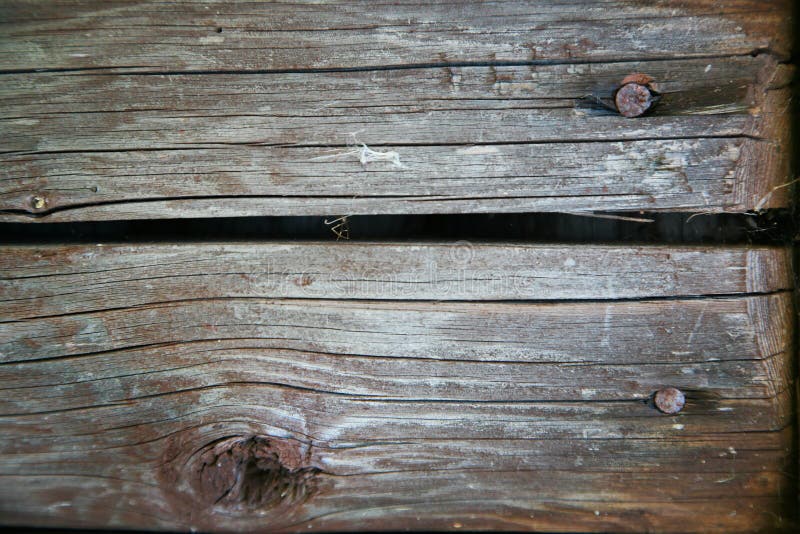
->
[654,387,685,414]
[615,73,657,118]
[30,195,47,210]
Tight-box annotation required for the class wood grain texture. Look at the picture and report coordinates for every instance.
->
[0,0,792,71]
[0,1,793,220]
[0,243,792,321]
[0,243,794,532]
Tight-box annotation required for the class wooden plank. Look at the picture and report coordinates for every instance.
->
[0,243,794,531]
[0,58,780,150]
[1,292,792,368]
[0,243,791,320]
[0,1,791,72]
[0,60,790,220]
[0,2,793,220]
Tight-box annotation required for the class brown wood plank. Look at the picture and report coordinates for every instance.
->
[0,243,794,531]
[0,243,791,320]
[0,2,793,220]
[1,293,792,367]
[0,57,779,152]
[0,1,791,71]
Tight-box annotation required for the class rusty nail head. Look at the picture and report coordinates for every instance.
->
[615,73,656,118]
[654,387,685,414]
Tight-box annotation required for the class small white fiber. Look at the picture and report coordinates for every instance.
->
[311,134,406,169]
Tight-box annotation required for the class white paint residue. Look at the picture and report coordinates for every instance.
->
[705,64,712,73]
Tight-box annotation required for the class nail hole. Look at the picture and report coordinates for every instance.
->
[216,27,223,33]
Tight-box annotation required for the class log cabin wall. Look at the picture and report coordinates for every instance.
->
[0,2,796,532]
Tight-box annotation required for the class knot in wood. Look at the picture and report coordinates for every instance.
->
[654,387,685,414]
[191,436,319,511]
[614,74,657,118]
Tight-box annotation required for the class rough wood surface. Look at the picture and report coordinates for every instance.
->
[0,1,792,71]
[0,1,793,221]
[0,243,794,532]
[0,243,792,320]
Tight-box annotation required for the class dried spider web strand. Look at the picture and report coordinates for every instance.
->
[330,222,350,240]
[563,211,654,223]
[309,143,405,169]
[323,216,349,225]
[357,144,404,168]
[685,211,724,223]
[324,215,351,240]
[753,178,799,211]
[308,149,360,162]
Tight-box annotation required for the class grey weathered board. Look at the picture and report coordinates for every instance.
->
[0,0,794,221]
[0,243,794,532]
[0,1,796,533]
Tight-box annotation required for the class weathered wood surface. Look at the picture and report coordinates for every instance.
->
[0,1,792,71]
[0,243,794,532]
[0,243,791,320]
[0,1,793,221]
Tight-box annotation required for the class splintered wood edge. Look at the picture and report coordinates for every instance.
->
[745,246,793,293]
[736,62,795,210]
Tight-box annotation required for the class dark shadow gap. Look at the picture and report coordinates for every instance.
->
[0,211,792,246]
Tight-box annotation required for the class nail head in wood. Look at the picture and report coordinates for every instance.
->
[30,195,48,210]
[615,73,656,118]
[654,387,685,414]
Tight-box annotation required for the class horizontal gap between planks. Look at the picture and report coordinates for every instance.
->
[0,212,792,245]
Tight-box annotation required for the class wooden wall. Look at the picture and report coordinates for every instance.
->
[0,1,795,532]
